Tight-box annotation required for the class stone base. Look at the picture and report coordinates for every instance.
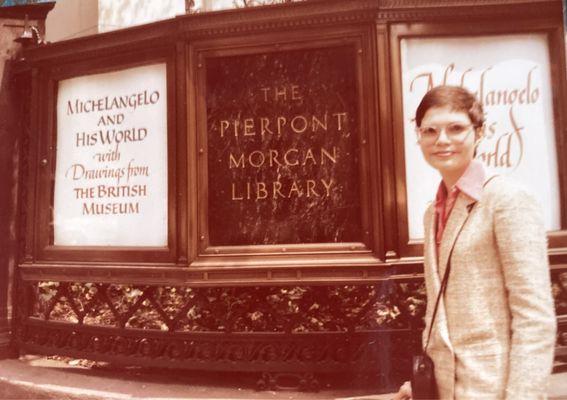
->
[0,356,565,400]
[0,330,18,359]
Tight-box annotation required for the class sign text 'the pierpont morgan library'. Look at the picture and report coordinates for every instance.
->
[54,64,168,247]
[206,46,362,246]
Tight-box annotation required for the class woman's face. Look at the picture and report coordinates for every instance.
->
[417,106,479,179]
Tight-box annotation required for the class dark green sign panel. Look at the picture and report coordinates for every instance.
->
[206,46,362,246]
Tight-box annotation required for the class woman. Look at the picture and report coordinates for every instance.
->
[396,85,556,399]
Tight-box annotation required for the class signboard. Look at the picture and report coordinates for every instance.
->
[206,46,362,246]
[401,34,561,239]
[53,63,168,246]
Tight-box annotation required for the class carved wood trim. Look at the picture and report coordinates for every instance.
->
[0,3,55,20]
[20,0,561,64]
[376,2,560,22]
[379,0,554,7]
[17,261,427,286]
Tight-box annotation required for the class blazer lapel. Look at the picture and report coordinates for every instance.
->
[427,193,477,353]
[437,193,477,277]
[423,206,453,352]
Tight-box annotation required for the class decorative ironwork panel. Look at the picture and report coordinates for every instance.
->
[16,280,428,390]
[27,282,426,333]
[16,269,567,384]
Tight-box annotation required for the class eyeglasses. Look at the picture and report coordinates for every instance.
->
[416,122,474,144]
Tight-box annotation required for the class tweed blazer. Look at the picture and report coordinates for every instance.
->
[422,175,557,400]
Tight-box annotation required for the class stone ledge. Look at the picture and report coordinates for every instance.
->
[0,355,566,400]
[0,355,389,400]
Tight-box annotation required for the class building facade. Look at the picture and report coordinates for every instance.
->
[1,0,566,391]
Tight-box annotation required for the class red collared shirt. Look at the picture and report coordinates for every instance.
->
[435,160,485,248]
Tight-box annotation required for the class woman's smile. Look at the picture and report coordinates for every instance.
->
[432,149,456,157]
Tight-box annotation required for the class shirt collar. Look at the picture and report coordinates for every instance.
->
[435,159,486,204]
[455,159,485,201]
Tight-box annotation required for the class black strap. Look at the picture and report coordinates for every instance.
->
[423,239,456,352]
[423,175,497,351]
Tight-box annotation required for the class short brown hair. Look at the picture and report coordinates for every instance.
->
[415,85,485,129]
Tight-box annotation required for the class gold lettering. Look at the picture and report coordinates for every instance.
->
[291,84,302,101]
[231,183,243,200]
[288,181,302,198]
[233,119,239,137]
[321,179,333,196]
[312,114,328,132]
[277,117,287,135]
[333,112,347,131]
[269,149,282,167]
[249,150,265,168]
[260,117,273,136]
[220,120,230,137]
[306,180,319,197]
[228,147,337,169]
[243,118,255,136]
[217,112,349,138]
[283,149,299,166]
[273,181,285,198]
[275,86,287,101]
[320,147,337,164]
[229,153,245,169]
[256,182,268,199]
[303,149,316,166]
[291,115,308,133]
[230,179,336,201]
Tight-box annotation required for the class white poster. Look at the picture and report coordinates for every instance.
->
[54,63,168,246]
[401,34,561,239]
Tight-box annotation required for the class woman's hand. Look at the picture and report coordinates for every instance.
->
[392,381,412,400]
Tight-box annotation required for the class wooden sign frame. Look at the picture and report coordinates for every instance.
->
[389,18,567,259]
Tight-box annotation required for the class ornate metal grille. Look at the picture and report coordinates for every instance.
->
[25,282,425,332]
[16,280,426,390]
[14,270,567,390]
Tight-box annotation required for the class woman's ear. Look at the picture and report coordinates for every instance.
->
[474,126,484,144]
